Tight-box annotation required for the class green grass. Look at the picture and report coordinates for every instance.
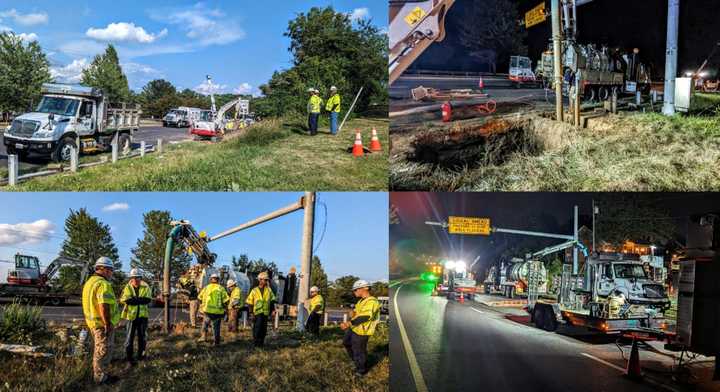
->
[390,112,720,191]
[8,117,388,191]
[1,322,389,392]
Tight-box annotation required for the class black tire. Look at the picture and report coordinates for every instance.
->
[533,306,544,329]
[52,136,77,163]
[509,286,515,299]
[48,297,62,306]
[543,308,558,331]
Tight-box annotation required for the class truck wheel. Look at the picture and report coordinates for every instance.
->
[543,309,558,332]
[533,307,545,329]
[48,297,61,306]
[52,137,77,163]
[509,287,515,299]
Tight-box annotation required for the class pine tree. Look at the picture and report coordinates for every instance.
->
[81,44,130,102]
[131,210,192,286]
[60,208,121,292]
[310,256,329,296]
[0,32,51,113]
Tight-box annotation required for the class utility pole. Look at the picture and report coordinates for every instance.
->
[591,199,596,254]
[573,205,578,275]
[296,191,316,332]
[551,0,564,121]
[662,0,680,116]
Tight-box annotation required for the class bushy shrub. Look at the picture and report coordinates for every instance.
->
[0,300,46,343]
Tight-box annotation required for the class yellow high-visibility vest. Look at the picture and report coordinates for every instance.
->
[325,94,341,112]
[308,95,322,113]
[246,286,276,316]
[229,286,243,309]
[309,294,325,314]
[351,296,380,336]
[82,275,120,329]
[120,281,152,320]
[198,283,229,315]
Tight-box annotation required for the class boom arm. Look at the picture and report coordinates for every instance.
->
[529,240,588,260]
[43,255,92,284]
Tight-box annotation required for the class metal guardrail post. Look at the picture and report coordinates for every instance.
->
[70,147,78,172]
[342,313,348,323]
[274,309,279,329]
[8,154,18,186]
[242,311,248,329]
[140,141,146,158]
[111,132,118,163]
[157,138,163,154]
[324,312,328,326]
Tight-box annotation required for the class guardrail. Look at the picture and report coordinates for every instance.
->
[2,137,165,187]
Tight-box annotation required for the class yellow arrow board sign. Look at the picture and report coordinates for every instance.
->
[525,3,547,28]
[448,216,491,235]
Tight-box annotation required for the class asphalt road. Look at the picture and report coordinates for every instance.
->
[0,125,192,176]
[391,279,668,392]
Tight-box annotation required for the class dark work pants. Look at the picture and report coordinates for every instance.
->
[203,313,223,345]
[307,312,320,337]
[252,314,269,347]
[124,317,148,361]
[308,113,319,135]
[343,330,369,374]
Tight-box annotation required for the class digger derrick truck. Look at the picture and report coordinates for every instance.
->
[3,83,141,163]
[0,253,91,305]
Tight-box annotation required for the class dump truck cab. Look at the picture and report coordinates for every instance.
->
[595,257,670,309]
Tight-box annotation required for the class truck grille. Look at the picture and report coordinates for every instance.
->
[643,284,666,299]
[8,119,40,137]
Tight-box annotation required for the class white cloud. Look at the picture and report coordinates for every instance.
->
[17,32,37,42]
[0,9,48,26]
[350,7,370,22]
[194,79,226,95]
[152,3,245,46]
[233,83,252,95]
[86,22,167,44]
[102,202,130,212]
[57,39,106,58]
[0,220,55,246]
[122,62,165,90]
[50,58,89,84]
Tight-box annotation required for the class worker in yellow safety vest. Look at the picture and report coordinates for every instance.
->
[340,279,380,376]
[82,256,121,385]
[227,279,244,333]
[198,272,229,345]
[325,86,341,135]
[305,285,324,337]
[307,88,322,136]
[119,268,152,367]
[246,271,277,347]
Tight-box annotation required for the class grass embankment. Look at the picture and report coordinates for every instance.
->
[1,321,389,392]
[391,112,720,191]
[9,117,388,191]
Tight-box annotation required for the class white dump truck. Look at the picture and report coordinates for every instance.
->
[3,83,141,162]
[162,107,202,128]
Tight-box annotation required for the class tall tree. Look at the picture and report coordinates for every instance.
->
[327,275,360,307]
[371,281,389,297]
[60,208,121,292]
[310,256,329,296]
[456,0,527,73]
[131,210,192,286]
[81,44,130,102]
[595,194,676,246]
[140,79,178,118]
[0,33,51,113]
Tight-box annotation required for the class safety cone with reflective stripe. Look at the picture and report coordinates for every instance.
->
[459,292,464,303]
[369,128,382,152]
[352,131,364,157]
[478,77,485,91]
[626,337,642,380]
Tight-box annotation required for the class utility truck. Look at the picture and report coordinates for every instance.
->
[0,253,91,305]
[163,107,202,128]
[484,257,548,298]
[434,260,476,299]
[3,83,141,162]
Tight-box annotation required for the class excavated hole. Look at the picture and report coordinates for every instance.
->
[409,119,543,169]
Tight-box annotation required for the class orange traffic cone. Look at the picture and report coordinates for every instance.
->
[626,337,642,380]
[369,128,382,152]
[459,292,465,303]
[352,131,364,157]
[478,76,485,91]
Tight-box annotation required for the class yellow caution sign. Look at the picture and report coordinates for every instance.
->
[448,216,491,235]
[404,6,427,26]
[525,3,547,28]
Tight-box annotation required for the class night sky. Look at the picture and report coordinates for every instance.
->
[408,0,720,79]
[389,192,720,276]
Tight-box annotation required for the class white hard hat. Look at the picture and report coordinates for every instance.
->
[227,279,236,288]
[310,286,319,293]
[129,268,142,278]
[308,88,315,93]
[258,271,270,280]
[352,279,371,291]
[330,86,337,91]
[95,256,114,269]
[210,273,219,279]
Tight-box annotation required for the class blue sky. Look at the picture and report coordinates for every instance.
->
[0,1,387,94]
[0,192,389,283]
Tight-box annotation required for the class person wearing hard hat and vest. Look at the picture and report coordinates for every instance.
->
[119,268,152,367]
[340,279,380,376]
[325,86,341,135]
[82,256,121,384]
[198,273,229,345]
[307,88,322,136]
[178,273,199,328]
[246,271,276,347]
[226,279,244,333]
[306,286,324,338]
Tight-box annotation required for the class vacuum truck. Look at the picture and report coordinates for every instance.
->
[484,257,548,299]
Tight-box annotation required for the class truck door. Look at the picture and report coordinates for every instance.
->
[598,264,614,297]
[76,100,95,136]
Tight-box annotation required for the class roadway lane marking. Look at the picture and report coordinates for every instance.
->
[580,352,680,392]
[470,307,487,316]
[393,282,429,392]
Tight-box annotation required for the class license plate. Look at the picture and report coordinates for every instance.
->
[15,143,25,149]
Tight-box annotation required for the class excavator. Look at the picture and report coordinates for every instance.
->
[0,253,91,304]
[690,41,720,93]
[190,75,253,140]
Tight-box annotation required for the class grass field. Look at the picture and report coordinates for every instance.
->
[1,321,389,392]
[7,117,388,191]
[390,112,720,191]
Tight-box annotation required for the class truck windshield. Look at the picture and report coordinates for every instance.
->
[171,110,187,116]
[613,264,648,279]
[519,58,531,68]
[36,96,79,116]
[199,111,213,121]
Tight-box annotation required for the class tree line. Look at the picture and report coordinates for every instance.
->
[0,6,387,120]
